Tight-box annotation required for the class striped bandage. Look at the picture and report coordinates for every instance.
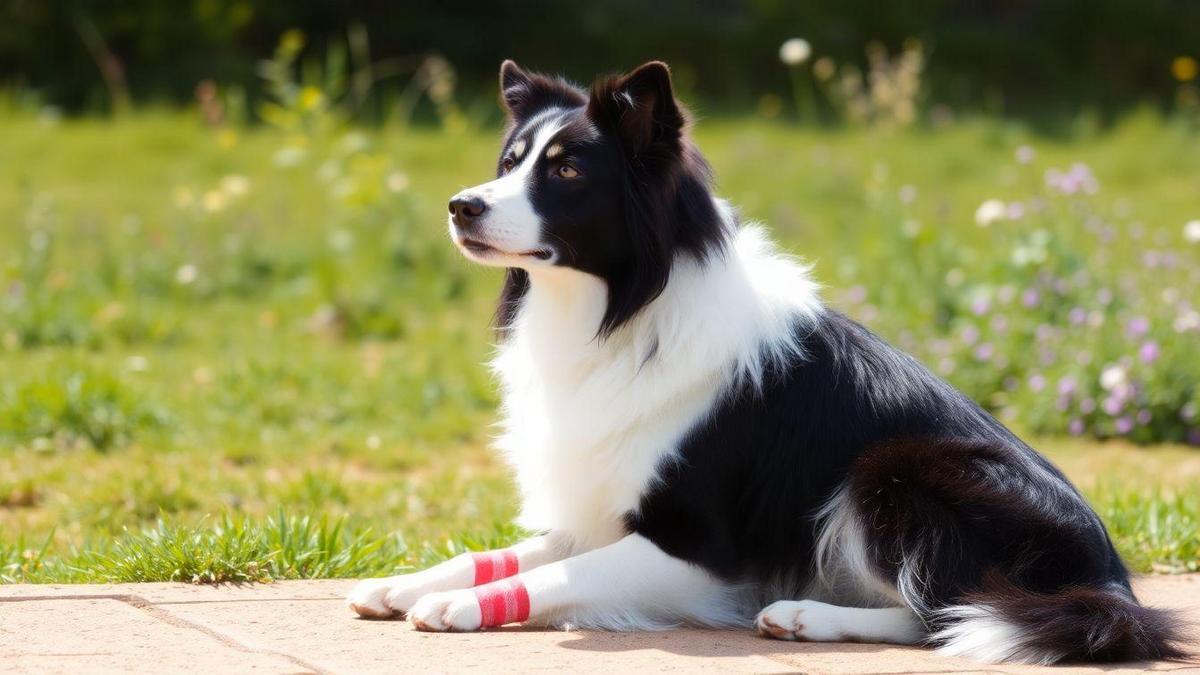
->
[473,578,530,626]
[471,549,519,586]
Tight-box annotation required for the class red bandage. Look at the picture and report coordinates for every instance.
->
[471,549,519,586]
[473,578,530,627]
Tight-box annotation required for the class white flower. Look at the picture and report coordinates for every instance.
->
[1184,219,1200,244]
[974,199,1006,227]
[1015,145,1035,164]
[386,171,410,193]
[1099,364,1126,391]
[779,38,812,66]
[219,174,251,197]
[175,264,198,285]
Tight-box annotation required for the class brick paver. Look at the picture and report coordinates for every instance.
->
[2,576,1197,673]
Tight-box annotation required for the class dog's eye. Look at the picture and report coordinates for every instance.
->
[556,164,580,179]
[501,157,515,173]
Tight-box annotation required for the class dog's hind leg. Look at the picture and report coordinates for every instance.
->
[347,532,571,618]
[825,436,1185,664]
[755,600,923,644]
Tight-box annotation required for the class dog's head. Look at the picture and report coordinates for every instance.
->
[448,61,724,336]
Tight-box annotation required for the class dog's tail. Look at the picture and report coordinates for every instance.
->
[929,575,1189,665]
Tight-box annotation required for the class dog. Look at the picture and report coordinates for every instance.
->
[347,60,1184,664]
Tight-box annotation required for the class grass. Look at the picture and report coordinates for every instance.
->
[1,107,1198,582]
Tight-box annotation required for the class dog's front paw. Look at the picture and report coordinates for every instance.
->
[409,590,483,632]
[348,573,443,618]
[347,577,400,618]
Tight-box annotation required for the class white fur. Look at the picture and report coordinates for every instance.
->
[756,599,923,644]
[931,605,1064,665]
[492,213,821,552]
[810,484,905,609]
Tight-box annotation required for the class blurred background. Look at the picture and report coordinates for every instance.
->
[1,0,1198,584]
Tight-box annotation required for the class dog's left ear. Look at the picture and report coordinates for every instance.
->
[588,61,686,161]
[499,60,587,123]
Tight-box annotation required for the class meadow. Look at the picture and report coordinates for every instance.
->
[1,105,1198,583]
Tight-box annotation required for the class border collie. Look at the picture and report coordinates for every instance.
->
[348,60,1185,664]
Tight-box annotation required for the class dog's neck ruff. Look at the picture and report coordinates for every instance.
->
[491,202,822,550]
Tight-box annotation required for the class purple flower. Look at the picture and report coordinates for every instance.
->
[1080,398,1096,414]
[1136,409,1153,425]
[1021,288,1040,308]
[961,325,980,345]
[1102,397,1124,416]
[1126,317,1150,338]
[1139,341,1160,364]
[991,315,1009,333]
[1188,428,1200,446]
[1057,376,1077,396]
[1114,417,1134,434]
[1028,373,1046,392]
[846,285,867,304]
[1068,307,1087,325]
[974,343,995,362]
[1068,419,1085,435]
[1045,163,1099,195]
[971,297,991,316]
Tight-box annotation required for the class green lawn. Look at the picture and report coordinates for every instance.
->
[1,109,1198,583]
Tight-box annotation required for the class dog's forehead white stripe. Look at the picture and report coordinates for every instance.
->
[510,109,567,171]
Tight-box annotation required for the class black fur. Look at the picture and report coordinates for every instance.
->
[629,311,1185,662]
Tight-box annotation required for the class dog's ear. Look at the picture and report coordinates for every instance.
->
[499,60,532,115]
[498,60,584,122]
[588,61,686,162]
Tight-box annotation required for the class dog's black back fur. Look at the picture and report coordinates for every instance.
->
[629,310,1184,662]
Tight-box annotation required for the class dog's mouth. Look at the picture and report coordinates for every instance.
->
[459,237,554,261]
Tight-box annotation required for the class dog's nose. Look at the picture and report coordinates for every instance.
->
[449,195,487,227]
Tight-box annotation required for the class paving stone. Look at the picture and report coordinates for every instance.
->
[2,576,1197,674]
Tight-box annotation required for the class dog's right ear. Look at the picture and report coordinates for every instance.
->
[498,60,585,122]
[499,60,532,114]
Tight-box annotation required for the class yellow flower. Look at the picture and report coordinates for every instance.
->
[217,128,238,149]
[1172,56,1198,82]
[201,190,226,213]
[298,86,324,111]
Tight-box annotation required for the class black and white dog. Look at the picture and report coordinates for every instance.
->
[348,61,1184,664]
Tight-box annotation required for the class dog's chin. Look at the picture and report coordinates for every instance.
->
[452,235,556,268]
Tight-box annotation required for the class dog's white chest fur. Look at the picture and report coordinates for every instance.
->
[491,221,821,551]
